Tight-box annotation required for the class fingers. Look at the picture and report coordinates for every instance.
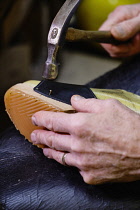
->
[101,33,140,57]
[32,111,74,133]
[99,4,140,57]
[31,129,71,152]
[99,5,132,31]
[31,98,105,134]
[43,148,94,170]
[111,15,140,41]
[43,148,120,185]
[71,95,104,113]
[43,148,76,167]
[100,5,140,33]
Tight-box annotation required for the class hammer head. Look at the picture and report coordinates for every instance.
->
[43,0,81,80]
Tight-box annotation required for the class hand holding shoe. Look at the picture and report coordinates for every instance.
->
[31,95,140,185]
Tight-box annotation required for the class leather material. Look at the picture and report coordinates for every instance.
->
[1,126,140,210]
[34,80,96,105]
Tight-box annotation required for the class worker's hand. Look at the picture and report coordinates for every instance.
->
[31,95,140,185]
[99,4,140,57]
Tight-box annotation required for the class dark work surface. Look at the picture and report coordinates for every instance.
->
[87,54,140,96]
[0,97,12,133]
[0,126,140,210]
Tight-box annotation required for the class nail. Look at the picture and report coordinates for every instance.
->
[113,25,125,38]
[32,116,38,126]
[43,148,50,158]
[73,95,85,101]
[31,132,37,142]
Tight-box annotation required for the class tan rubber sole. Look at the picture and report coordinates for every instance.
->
[4,80,140,148]
[4,81,74,148]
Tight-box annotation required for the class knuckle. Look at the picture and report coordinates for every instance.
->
[80,159,88,169]
[76,158,86,169]
[114,5,125,14]
[82,174,93,185]
[105,98,119,107]
[47,119,53,130]
[69,114,91,139]
[83,99,95,109]
[103,45,120,57]
[36,131,43,141]
[72,117,87,134]
[82,173,104,185]
[47,134,54,148]
[51,152,59,163]
[71,140,83,153]
[71,142,79,153]
[58,153,63,164]
[47,132,58,148]
[108,5,124,18]
[76,156,88,169]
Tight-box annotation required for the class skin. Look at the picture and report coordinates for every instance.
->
[30,4,140,184]
[99,4,140,57]
[31,96,140,185]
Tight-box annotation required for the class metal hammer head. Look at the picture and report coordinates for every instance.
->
[42,0,81,80]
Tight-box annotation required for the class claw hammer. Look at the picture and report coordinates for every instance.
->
[43,0,125,80]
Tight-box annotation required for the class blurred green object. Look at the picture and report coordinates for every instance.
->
[77,0,140,31]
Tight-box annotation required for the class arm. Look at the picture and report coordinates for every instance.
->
[99,4,140,57]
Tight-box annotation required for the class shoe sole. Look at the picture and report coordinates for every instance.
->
[4,80,140,148]
[4,81,73,148]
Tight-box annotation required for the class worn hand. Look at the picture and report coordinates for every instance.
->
[31,95,140,185]
[99,4,140,57]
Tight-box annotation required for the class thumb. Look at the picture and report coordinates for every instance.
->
[71,95,97,113]
[111,15,140,41]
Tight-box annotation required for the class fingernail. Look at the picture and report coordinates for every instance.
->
[43,148,50,158]
[31,132,36,142]
[32,116,38,126]
[113,25,125,37]
[73,95,85,101]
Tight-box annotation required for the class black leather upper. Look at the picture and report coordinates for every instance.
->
[34,80,96,105]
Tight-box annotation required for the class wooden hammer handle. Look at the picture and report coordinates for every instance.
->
[66,28,124,45]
